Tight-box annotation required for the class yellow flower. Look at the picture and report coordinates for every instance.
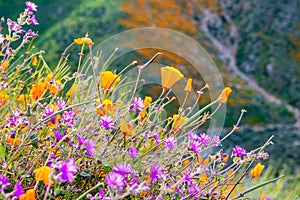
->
[96,99,113,116]
[31,81,47,100]
[120,118,136,137]
[5,137,21,146]
[161,66,184,89]
[1,60,9,73]
[16,94,29,103]
[100,71,120,91]
[0,91,9,107]
[218,87,232,104]
[34,166,52,186]
[19,189,36,200]
[138,96,152,120]
[32,55,38,66]
[251,163,265,178]
[66,83,77,98]
[172,114,188,131]
[74,37,93,45]
[200,174,208,184]
[184,78,193,92]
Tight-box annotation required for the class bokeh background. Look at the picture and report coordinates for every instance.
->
[1,0,299,195]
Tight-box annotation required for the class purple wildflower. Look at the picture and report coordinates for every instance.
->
[113,162,133,176]
[99,187,105,198]
[198,133,211,146]
[62,110,74,125]
[153,132,160,144]
[188,183,201,199]
[99,115,114,130]
[212,136,220,146]
[7,19,22,32]
[25,1,38,11]
[14,181,24,197]
[29,15,39,25]
[150,164,164,182]
[84,139,96,157]
[188,131,199,141]
[105,172,125,189]
[0,174,11,190]
[128,146,138,158]
[0,34,4,44]
[54,129,64,141]
[231,145,247,158]
[44,107,57,122]
[77,134,85,145]
[164,136,177,151]
[60,158,78,183]
[190,140,202,155]
[129,97,144,112]
[57,99,68,110]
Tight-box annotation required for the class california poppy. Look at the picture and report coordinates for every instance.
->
[184,78,193,92]
[100,71,120,91]
[251,163,265,178]
[34,166,52,186]
[218,87,232,104]
[161,66,184,89]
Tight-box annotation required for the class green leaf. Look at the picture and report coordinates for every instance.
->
[79,172,91,177]
[0,145,6,161]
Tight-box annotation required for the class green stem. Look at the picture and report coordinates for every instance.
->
[232,174,285,199]
[76,183,102,200]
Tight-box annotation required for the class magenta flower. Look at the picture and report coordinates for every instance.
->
[77,134,85,145]
[105,172,125,189]
[113,162,133,175]
[129,97,144,112]
[84,139,96,157]
[14,181,24,197]
[190,140,202,155]
[231,145,247,158]
[164,136,177,151]
[25,1,38,11]
[57,99,68,110]
[60,158,78,183]
[150,164,164,182]
[198,133,211,146]
[128,146,138,158]
[99,115,114,130]
[29,15,39,25]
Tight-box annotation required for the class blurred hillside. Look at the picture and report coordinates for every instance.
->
[0,0,299,167]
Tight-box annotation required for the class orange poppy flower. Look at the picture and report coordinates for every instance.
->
[218,87,232,104]
[31,81,47,100]
[45,74,63,95]
[96,99,113,116]
[200,174,208,184]
[251,163,265,178]
[120,118,136,137]
[0,91,9,107]
[1,60,9,73]
[172,114,188,131]
[74,37,93,45]
[19,189,36,200]
[138,96,152,120]
[66,83,77,98]
[161,66,184,89]
[100,71,120,91]
[184,78,193,92]
[34,166,52,186]
[16,94,29,104]
[5,137,21,146]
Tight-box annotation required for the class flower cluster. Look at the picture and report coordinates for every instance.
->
[0,2,277,200]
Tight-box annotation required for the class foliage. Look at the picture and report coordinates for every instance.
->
[0,2,282,199]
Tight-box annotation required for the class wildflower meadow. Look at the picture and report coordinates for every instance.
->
[0,2,286,200]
